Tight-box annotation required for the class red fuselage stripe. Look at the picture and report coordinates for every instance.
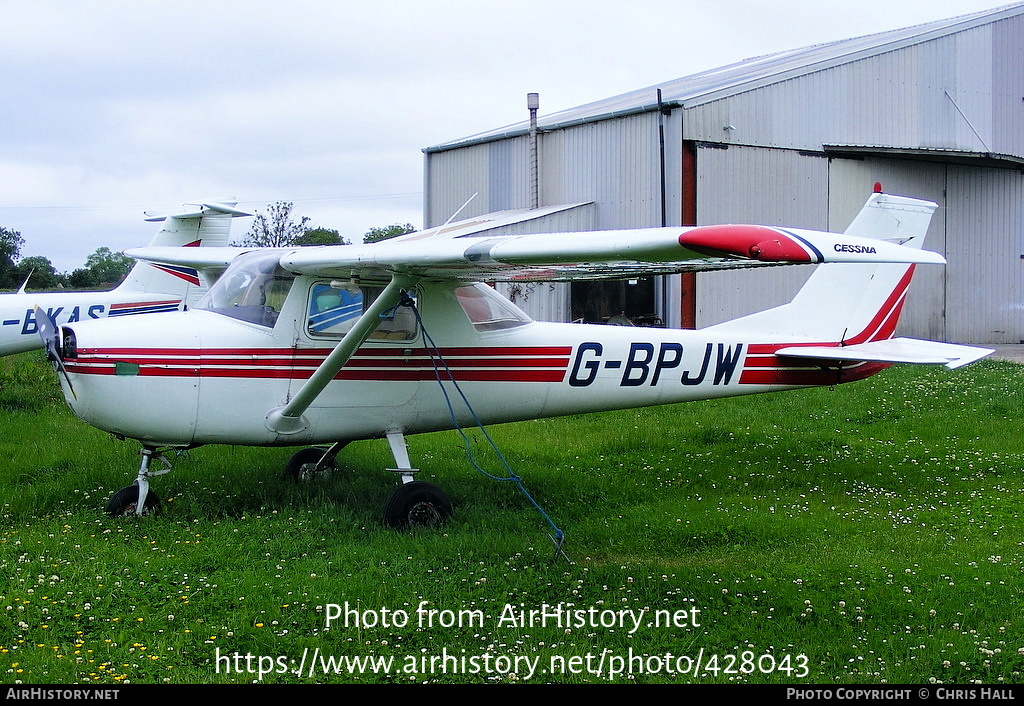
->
[64,363,566,383]
[65,346,570,383]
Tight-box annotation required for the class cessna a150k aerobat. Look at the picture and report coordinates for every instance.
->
[38,191,991,527]
[0,200,248,357]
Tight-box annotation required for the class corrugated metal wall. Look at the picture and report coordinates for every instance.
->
[427,135,1024,341]
[682,14,1024,157]
[540,115,667,229]
[426,113,677,230]
[424,137,530,227]
[694,144,827,326]
[945,166,1024,342]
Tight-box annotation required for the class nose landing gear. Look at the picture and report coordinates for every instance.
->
[105,447,172,517]
[105,483,161,516]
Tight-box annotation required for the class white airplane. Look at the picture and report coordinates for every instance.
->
[0,201,249,356]
[39,191,992,530]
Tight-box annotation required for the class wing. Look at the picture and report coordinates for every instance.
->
[125,246,258,269]
[280,227,943,283]
[129,195,945,283]
[124,246,258,288]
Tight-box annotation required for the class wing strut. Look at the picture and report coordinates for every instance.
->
[265,274,417,434]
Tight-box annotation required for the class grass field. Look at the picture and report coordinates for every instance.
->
[1,350,1023,684]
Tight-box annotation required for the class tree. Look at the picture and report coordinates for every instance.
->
[0,226,24,262]
[84,247,134,285]
[67,268,98,289]
[15,255,61,290]
[363,223,415,243]
[237,201,311,248]
[293,227,349,246]
[0,226,25,289]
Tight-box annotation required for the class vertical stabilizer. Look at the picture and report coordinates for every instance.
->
[706,193,939,344]
[114,201,250,306]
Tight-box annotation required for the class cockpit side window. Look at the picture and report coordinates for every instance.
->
[195,251,295,328]
[307,283,364,335]
[306,282,418,341]
[363,286,418,340]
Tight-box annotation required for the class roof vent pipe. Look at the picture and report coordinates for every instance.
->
[528,92,540,209]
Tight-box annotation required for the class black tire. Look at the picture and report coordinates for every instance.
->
[383,481,452,529]
[105,484,161,517]
[283,447,337,481]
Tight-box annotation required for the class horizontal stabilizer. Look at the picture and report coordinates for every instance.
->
[145,202,251,222]
[776,338,993,369]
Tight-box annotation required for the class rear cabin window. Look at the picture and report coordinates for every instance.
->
[455,284,532,331]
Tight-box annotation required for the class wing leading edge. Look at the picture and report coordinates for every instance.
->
[277,224,943,283]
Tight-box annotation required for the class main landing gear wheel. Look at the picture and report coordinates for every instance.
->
[105,484,161,517]
[284,447,338,481]
[383,481,451,529]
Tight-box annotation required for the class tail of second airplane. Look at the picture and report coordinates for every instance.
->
[114,201,250,307]
[707,191,991,369]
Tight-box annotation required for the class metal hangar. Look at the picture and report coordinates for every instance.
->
[423,3,1024,344]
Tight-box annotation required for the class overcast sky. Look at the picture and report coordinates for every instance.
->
[0,0,1014,271]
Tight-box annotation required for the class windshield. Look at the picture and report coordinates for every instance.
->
[196,251,295,328]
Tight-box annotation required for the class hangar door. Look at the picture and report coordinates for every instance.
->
[944,166,1024,343]
[829,156,1024,344]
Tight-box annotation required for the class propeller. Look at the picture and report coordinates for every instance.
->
[33,306,76,399]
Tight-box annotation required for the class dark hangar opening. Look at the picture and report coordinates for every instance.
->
[570,278,660,326]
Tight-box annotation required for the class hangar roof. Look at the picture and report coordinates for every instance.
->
[425,2,1024,154]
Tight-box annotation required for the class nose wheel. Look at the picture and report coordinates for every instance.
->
[106,447,173,517]
[105,482,161,517]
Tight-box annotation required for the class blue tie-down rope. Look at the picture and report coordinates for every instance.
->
[399,292,568,562]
